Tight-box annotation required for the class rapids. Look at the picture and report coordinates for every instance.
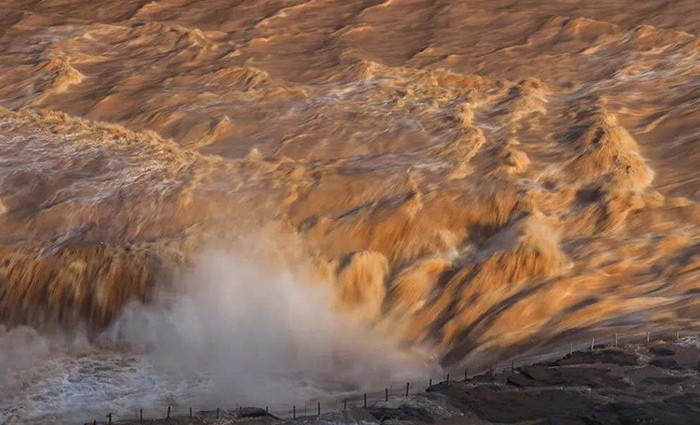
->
[3,0,700,422]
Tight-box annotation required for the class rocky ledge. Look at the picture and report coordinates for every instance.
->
[114,337,700,425]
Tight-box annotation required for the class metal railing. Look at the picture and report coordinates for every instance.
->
[79,328,698,424]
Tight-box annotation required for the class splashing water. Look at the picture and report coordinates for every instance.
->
[0,252,438,424]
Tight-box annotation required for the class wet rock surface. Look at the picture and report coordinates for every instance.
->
[429,340,700,425]
[239,407,271,418]
[554,349,640,367]
[650,347,676,357]
[367,406,435,423]
[507,365,631,389]
[113,340,700,425]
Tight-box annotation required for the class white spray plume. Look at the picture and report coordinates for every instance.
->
[1,249,439,424]
[107,250,439,406]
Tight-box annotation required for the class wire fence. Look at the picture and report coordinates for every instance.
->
[80,328,699,424]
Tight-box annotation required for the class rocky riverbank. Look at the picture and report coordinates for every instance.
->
[107,336,700,425]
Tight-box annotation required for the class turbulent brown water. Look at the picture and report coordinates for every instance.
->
[4,0,700,422]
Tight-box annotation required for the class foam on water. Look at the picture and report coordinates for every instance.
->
[0,252,438,424]
[0,327,213,424]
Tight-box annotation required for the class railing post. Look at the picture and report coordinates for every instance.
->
[591,336,595,351]
[405,382,410,396]
[140,408,143,423]
[569,342,573,355]
[216,407,219,418]
[167,406,170,420]
[385,388,388,401]
[429,378,432,388]
[647,331,650,347]
[189,407,192,419]
[108,413,112,425]
[364,393,367,408]
[293,405,296,419]
[446,373,450,384]
[318,401,321,416]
